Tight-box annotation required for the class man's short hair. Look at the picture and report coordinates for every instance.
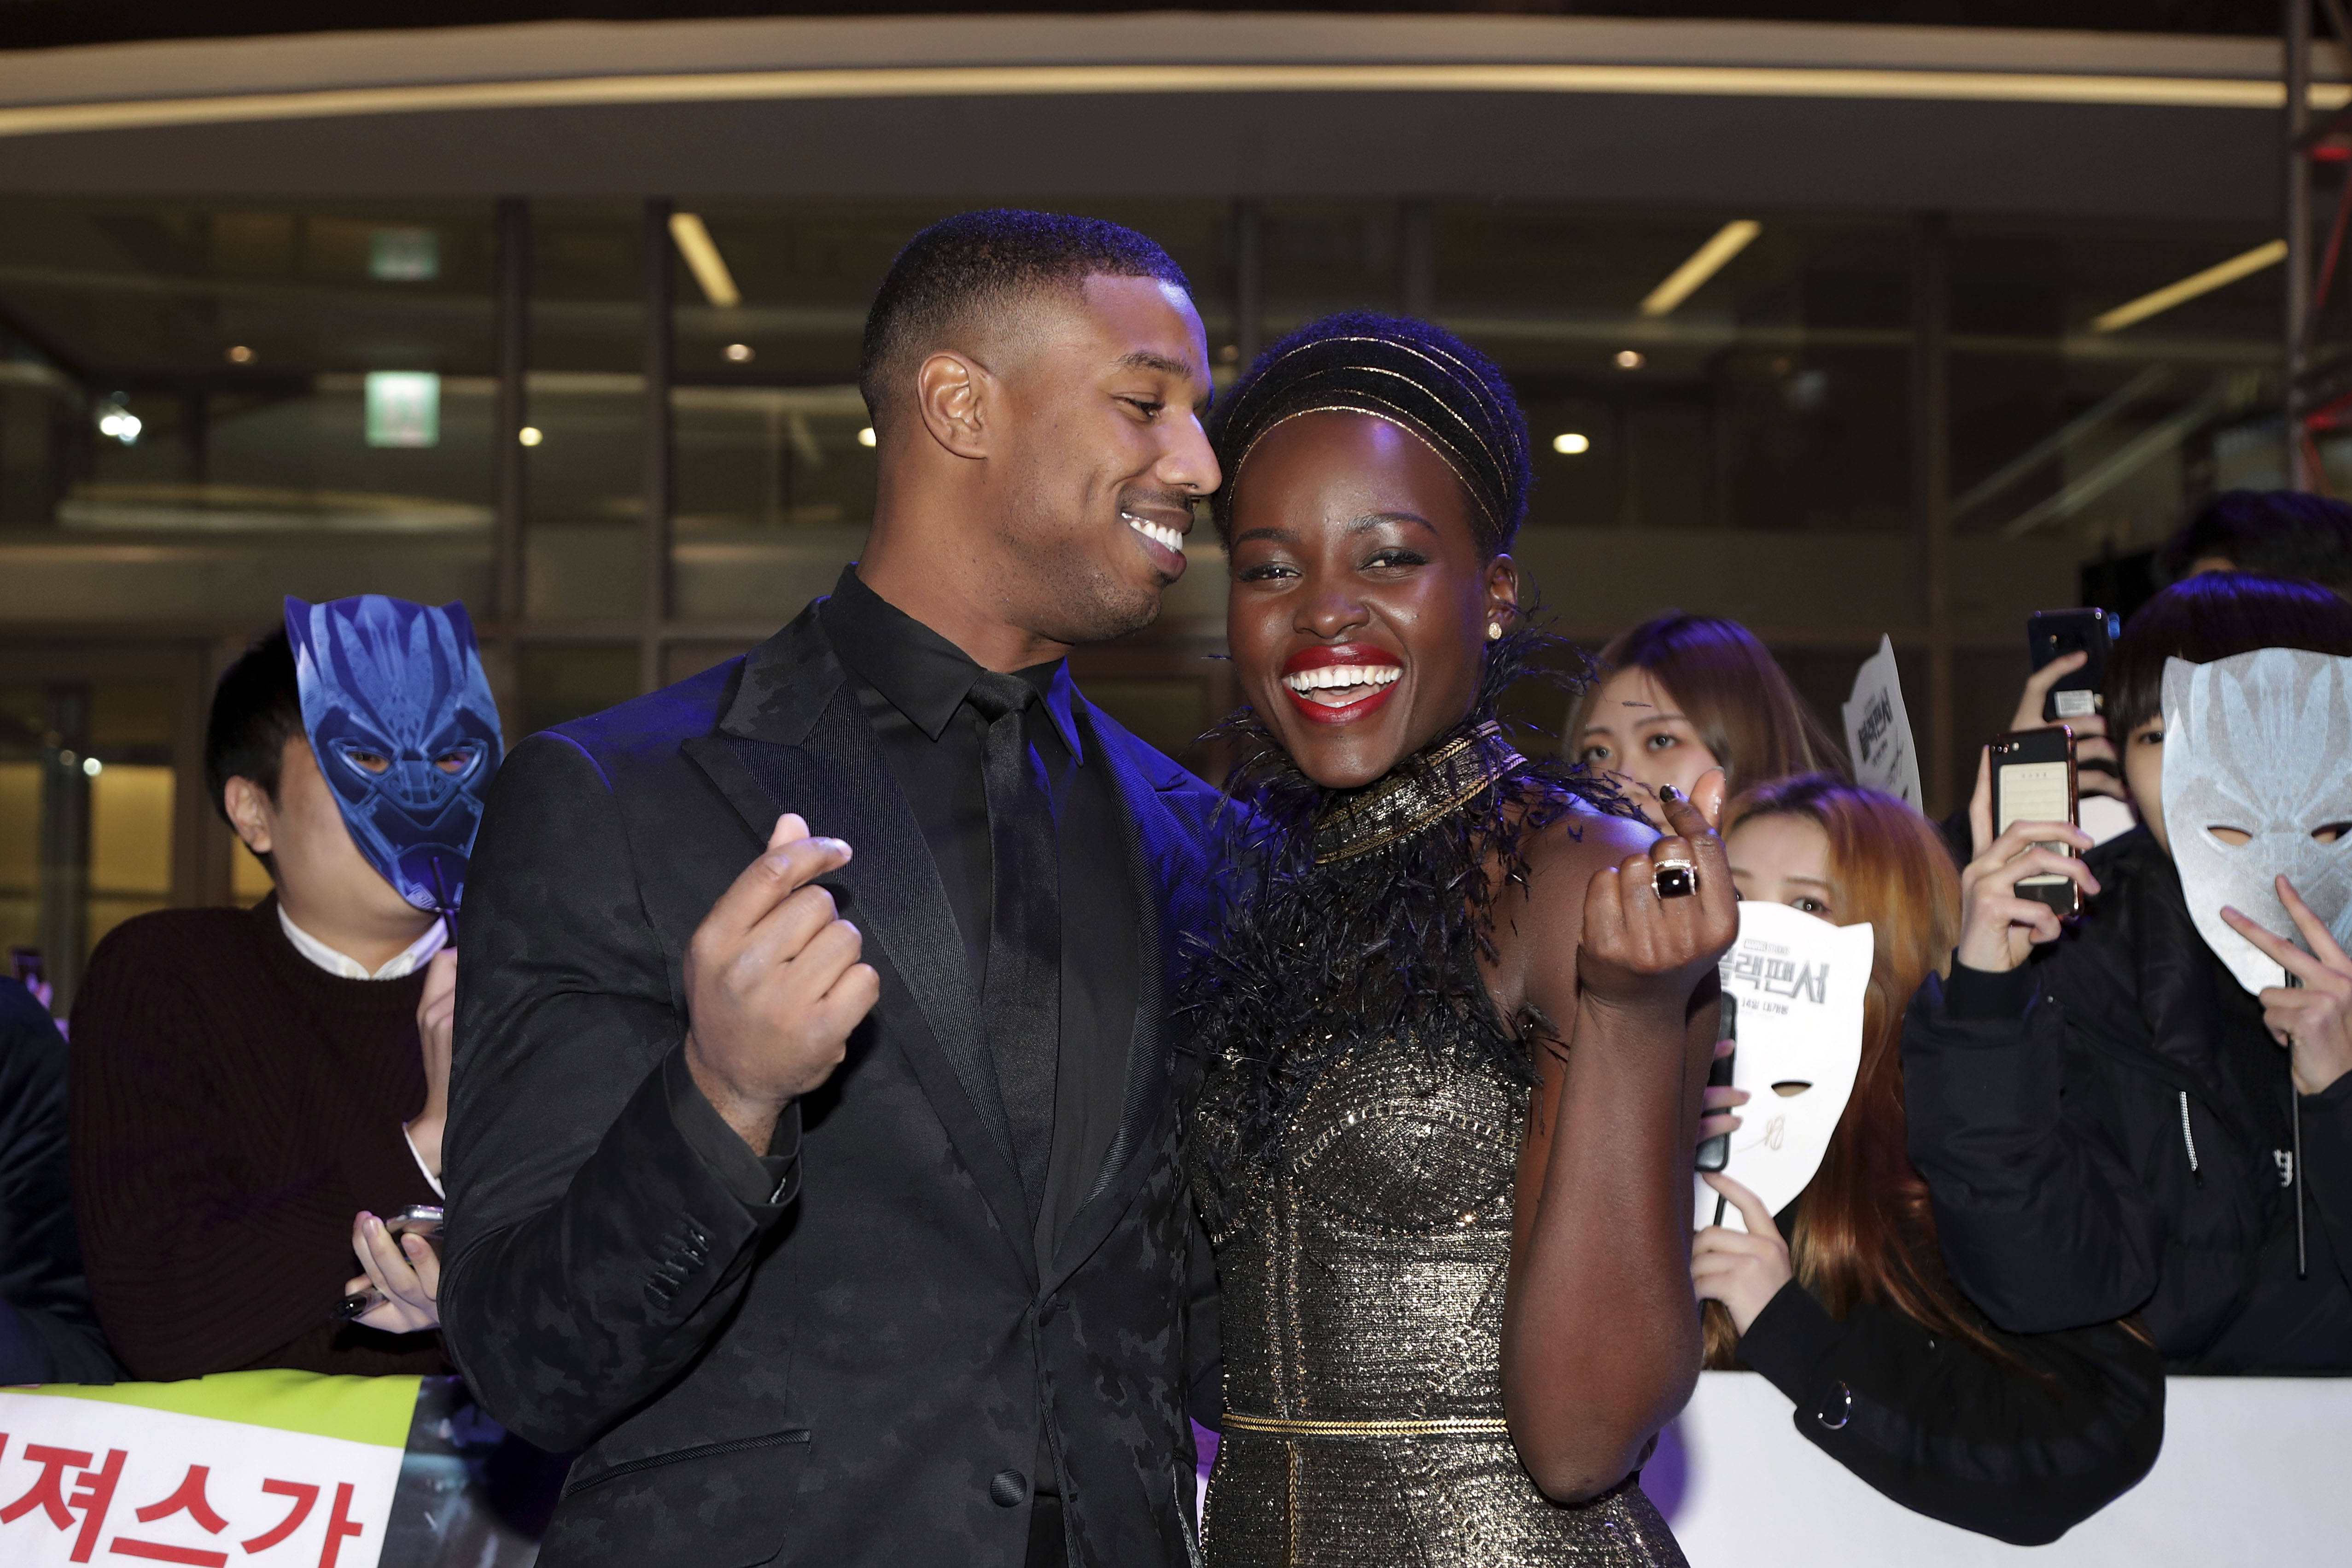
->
[2107,571,2352,740]
[204,628,303,834]
[2159,489,2352,592]
[857,209,1190,438]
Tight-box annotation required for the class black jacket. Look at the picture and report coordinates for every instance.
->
[1902,828,2352,1368]
[1736,1254,2163,1545]
[440,603,1226,1568]
[0,976,119,1384]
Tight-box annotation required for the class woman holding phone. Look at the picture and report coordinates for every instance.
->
[1185,315,1731,1565]
[1695,775,2162,1545]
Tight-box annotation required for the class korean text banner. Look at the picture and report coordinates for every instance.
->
[0,1371,415,1568]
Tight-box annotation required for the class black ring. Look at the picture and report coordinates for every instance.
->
[1653,860,1698,899]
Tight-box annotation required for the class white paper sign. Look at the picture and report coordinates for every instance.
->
[1842,635,1923,808]
[0,1375,411,1568]
[1696,900,1875,1235]
[2163,649,2352,995]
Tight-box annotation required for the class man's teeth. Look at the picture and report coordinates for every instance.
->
[1126,516,1184,554]
[1281,665,1403,695]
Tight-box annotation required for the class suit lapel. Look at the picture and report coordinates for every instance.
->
[682,606,1036,1282]
[1044,703,1211,1290]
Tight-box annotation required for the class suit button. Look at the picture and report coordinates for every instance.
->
[988,1469,1028,1508]
[1816,1381,1853,1432]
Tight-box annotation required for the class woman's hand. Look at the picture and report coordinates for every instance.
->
[1955,748,2099,973]
[2009,651,2125,801]
[345,1211,440,1334]
[2222,876,2352,1096]
[1690,1172,1792,1334]
[1697,1036,1750,1145]
[1576,771,1738,1022]
[406,949,456,1178]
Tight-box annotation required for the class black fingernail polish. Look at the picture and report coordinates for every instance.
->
[1658,785,1680,803]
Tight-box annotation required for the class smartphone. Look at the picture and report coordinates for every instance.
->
[2028,609,2122,724]
[333,1206,444,1320]
[1990,728,2080,918]
[1696,994,1736,1175]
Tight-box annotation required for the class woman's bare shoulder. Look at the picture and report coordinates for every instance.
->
[1519,793,1657,880]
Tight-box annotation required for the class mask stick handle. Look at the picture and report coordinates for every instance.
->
[2288,969,2307,1282]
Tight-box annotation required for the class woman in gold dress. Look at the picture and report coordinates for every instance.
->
[1185,316,1733,1567]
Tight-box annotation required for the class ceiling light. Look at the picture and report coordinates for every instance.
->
[518,426,543,447]
[1614,350,1645,370]
[669,212,741,308]
[724,342,754,362]
[82,756,102,777]
[226,344,254,364]
[1638,219,1761,317]
[1552,432,1591,455]
[857,426,877,448]
[97,400,140,443]
[2090,239,2288,333]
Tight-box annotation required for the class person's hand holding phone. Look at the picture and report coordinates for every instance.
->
[1957,747,2100,973]
[345,1210,440,1333]
[2221,875,2352,1096]
[1690,1172,1792,1333]
[1696,1036,1750,1148]
[2010,651,2125,802]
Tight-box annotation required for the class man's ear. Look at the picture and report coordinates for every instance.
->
[222,775,274,857]
[914,350,995,460]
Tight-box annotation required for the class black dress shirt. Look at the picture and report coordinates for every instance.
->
[819,566,1140,1262]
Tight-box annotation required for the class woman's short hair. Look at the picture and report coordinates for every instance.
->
[1565,613,1847,790]
[1207,312,1533,558]
[2107,571,2352,739]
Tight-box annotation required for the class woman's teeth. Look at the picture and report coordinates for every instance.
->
[1126,515,1184,554]
[1282,665,1402,705]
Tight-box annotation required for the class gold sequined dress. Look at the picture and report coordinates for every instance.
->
[1187,724,1686,1568]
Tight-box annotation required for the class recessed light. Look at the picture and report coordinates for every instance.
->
[1552,432,1591,455]
[518,426,543,447]
[226,345,255,364]
[724,343,753,363]
[857,427,877,448]
[1615,350,1645,370]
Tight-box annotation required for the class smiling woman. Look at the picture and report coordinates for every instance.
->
[1187,314,1734,1568]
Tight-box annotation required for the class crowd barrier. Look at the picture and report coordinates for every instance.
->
[10,1367,2343,1565]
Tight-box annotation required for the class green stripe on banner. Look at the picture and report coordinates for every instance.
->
[15,1370,419,1447]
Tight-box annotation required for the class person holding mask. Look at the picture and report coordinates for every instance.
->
[441,211,1228,1568]
[70,598,497,1378]
[1186,315,1730,1566]
[1568,613,1846,828]
[1692,776,2162,1545]
[1904,572,2352,1370]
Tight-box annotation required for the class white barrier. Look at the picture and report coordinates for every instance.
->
[1653,1370,2352,1565]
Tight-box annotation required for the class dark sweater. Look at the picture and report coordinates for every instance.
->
[69,896,449,1381]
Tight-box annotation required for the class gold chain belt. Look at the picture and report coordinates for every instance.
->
[1222,1412,1512,1439]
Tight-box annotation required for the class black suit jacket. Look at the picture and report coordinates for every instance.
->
[441,602,1226,1568]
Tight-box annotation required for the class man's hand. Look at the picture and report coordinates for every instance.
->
[1956,747,2099,973]
[684,813,880,1151]
[347,1211,440,1334]
[405,949,456,1178]
[1691,1172,1792,1334]
[2222,876,2352,1096]
[2010,651,2124,801]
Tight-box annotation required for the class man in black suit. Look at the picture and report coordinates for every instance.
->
[440,210,1226,1568]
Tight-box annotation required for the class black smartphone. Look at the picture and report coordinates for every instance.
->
[2028,609,2122,725]
[8,947,40,990]
[1990,728,2080,918]
[1696,994,1736,1174]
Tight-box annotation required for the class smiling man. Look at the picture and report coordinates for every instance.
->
[441,211,1229,1568]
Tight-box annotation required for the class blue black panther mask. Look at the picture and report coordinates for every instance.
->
[285,595,503,927]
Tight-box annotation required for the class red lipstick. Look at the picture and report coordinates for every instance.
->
[1277,642,1404,726]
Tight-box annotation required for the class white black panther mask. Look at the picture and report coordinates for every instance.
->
[2162,650,2352,995]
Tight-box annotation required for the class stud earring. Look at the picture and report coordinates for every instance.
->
[1487,623,1503,641]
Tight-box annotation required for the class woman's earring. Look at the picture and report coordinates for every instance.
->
[1487,623,1503,641]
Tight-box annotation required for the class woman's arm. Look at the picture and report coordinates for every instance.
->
[1497,784,1734,1502]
